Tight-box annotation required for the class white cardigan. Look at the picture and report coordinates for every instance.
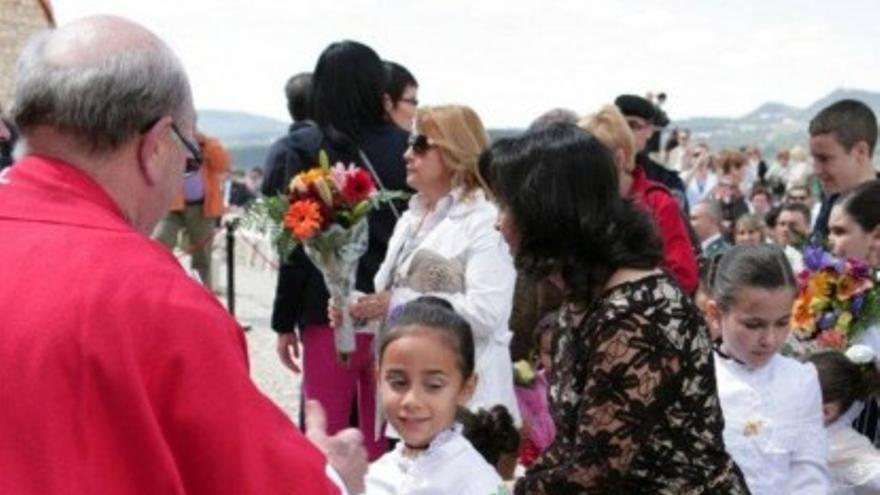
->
[374,188,520,424]
[715,353,830,495]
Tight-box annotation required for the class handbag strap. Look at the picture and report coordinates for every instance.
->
[357,148,401,220]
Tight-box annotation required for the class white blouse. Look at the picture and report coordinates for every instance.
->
[714,352,830,495]
[374,188,520,425]
[828,404,880,495]
[365,427,508,495]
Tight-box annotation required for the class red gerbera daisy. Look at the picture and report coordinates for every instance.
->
[341,169,375,204]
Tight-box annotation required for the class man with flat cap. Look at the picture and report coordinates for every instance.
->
[0,15,365,495]
[615,94,689,213]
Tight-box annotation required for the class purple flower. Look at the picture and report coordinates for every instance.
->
[803,246,826,271]
[852,295,866,317]
[818,311,838,331]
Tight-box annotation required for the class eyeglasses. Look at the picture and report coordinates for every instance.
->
[399,97,419,106]
[170,123,203,176]
[408,133,434,155]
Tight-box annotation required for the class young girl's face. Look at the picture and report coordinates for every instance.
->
[708,286,795,369]
[829,205,880,267]
[378,328,475,452]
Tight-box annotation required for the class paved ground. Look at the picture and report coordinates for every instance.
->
[189,229,303,423]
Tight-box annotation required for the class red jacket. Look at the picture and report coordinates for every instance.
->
[0,156,339,495]
[629,167,699,294]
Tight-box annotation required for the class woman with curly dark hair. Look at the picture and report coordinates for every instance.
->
[482,124,749,494]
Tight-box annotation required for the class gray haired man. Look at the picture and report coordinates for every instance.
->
[0,15,364,495]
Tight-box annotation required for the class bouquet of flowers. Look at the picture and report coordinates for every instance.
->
[790,245,880,353]
[247,151,404,364]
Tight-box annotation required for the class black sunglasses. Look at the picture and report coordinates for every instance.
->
[408,134,433,155]
[170,123,204,176]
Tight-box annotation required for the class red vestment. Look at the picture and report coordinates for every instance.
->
[0,156,340,495]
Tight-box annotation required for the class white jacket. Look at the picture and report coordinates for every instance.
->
[365,427,508,495]
[374,188,520,424]
[715,353,830,495]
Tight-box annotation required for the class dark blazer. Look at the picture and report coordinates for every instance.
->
[264,123,409,333]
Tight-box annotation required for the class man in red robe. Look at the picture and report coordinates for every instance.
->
[0,15,365,495]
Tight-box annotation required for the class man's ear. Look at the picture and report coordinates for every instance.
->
[852,140,871,164]
[138,116,172,186]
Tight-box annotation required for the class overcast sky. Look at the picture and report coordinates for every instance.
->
[53,0,879,127]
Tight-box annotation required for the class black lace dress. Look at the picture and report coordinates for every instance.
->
[514,274,750,494]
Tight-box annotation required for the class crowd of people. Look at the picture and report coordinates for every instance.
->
[2,14,880,495]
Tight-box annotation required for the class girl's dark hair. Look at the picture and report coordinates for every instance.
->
[311,40,387,145]
[379,297,475,379]
[459,405,520,466]
[808,351,880,413]
[711,244,796,311]
[384,61,417,104]
[839,179,880,232]
[482,123,663,305]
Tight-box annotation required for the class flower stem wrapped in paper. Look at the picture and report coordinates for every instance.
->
[245,151,405,365]
[788,245,880,356]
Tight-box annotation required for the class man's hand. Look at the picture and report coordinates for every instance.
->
[276,332,301,373]
[305,400,367,495]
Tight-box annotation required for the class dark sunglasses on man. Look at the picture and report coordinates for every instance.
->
[170,123,203,176]
[140,119,204,176]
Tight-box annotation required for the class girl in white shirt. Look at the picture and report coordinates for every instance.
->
[705,245,830,495]
[365,297,510,495]
[808,347,880,495]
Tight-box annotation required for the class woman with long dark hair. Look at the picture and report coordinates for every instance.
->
[483,124,749,494]
[267,40,409,460]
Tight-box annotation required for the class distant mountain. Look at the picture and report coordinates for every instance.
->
[673,88,880,154]
[197,110,287,147]
[201,88,879,169]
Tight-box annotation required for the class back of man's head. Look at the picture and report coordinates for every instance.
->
[809,99,878,157]
[284,72,312,123]
[12,15,192,154]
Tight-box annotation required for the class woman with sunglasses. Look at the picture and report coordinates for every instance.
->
[345,104,521,426]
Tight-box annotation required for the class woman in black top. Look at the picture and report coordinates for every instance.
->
[482,124,749,494]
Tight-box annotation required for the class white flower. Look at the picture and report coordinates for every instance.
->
[845,344,876,365]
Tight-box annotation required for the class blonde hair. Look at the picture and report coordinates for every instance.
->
[734,214,767,243]
[578,105,636,171]
[415,105,489,197]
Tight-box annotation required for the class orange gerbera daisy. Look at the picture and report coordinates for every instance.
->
[284,199,323,240]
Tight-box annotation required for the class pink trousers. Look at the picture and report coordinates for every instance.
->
[301,324,387,460]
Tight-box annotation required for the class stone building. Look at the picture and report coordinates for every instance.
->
[0,0,55,110]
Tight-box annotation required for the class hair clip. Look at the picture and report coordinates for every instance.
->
[845,344,876,365]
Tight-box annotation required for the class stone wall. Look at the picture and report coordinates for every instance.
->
[0,0,53,112]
